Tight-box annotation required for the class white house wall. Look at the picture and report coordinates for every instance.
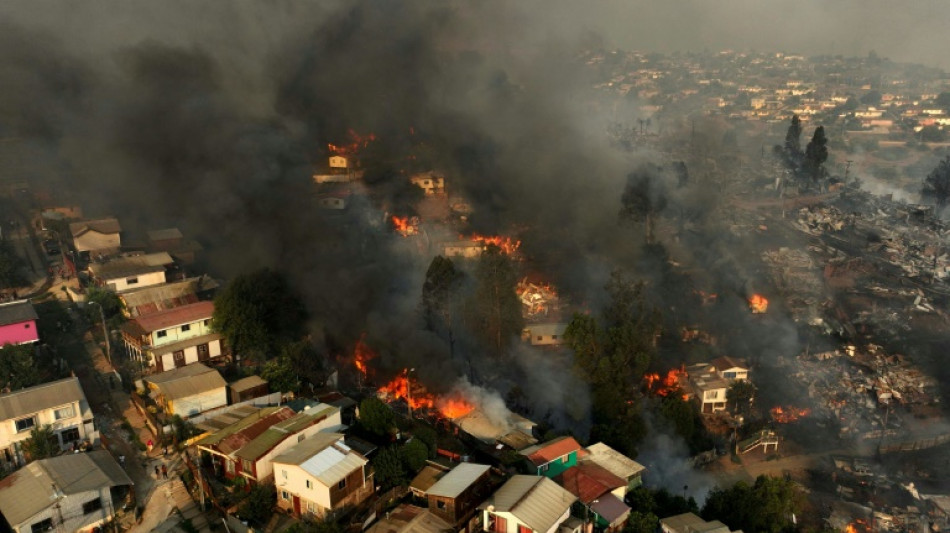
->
[484,508,570,533]
[276,464,333,510]
[15,488,115,533]
[157,339,222,369]
[171,388,227,418]
[0,400,92,456]
[108,271,166,292]
[149,319,214,347]
[252,411,344,481]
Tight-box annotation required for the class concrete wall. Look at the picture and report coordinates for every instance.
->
[156,338,222,370]
[169,388,228,418]
[108,271,166,292]
[150,319,214,347]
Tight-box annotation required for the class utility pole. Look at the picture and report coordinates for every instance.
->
[89,302,111,365]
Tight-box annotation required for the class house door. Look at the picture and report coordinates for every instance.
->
[293,495,301,516]
[173,350,186,368]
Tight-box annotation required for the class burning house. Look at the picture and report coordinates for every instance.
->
[410,171,446,196]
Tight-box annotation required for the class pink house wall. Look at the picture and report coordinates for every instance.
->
[0,320,39,345]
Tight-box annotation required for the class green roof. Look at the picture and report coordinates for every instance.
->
[195,406,284,447]
[233,405,339,462]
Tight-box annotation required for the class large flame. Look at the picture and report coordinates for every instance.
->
[463,233,521,255]
[437,396,475,419]
[377,375,478,419]
[353,336,374,377]
[644,368,690,401]
[770,405,811,423]
[391,215,419,236]
[748,293,768,313]
[516,278,558,317]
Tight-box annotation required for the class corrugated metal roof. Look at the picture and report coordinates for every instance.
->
[410,465,447,494]
[659,512,735,533]
[0,451,131,526]
[132,300,214,333]
[426,463,490,499]
[195,406,287,447]
[520,436,582,466]
[88,253,172,281]
[0,300,37,327]
[273,432,367,486]
[583,443,645,480]
[589,493,630,525]
[478,476,575,533]
[229,375,267,393]
[0,377,87,421]
[69,217,121,237]
[119,277,202,315]
[232,405,339,461]
[146,364,226,401]
[364,504,453,533]
[557,463,625,504]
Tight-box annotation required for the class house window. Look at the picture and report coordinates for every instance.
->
[307,502,317,514]
[518,526,532,533]
[181,324,191,332]
[338,478,346,490]
[539,463,549,472]
[204,319,210,327]
[83,497,103,514]
[536,336,542,341]
[724,371,736,379]
[173,351,185,367]
[24,323,30,329]
[126,277,139,285]
[437,500,446,510]
[54,406,75,420]
[15,416,35,433]
[226,461,235,474]
[31,518,53,532]
[298,434,306,443]
[281,491,289,500]
[551,335,558,340]
[282,470,287,479]
[157,330,167,338]
[706,391,719,400]
[60,427,81,445]
[306,480,312,489]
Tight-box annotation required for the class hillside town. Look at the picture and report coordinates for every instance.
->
[3,6,950,533]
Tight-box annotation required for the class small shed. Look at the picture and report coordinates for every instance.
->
[229,375,269,404]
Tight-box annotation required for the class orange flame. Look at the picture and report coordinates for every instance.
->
[645,368,689,400]
[391,216,418,236]
[463,233,521,255]
[437,397,475,419]
[770,405,811,423]
[378,374,436,410]
[328,129,377,156]
[353,336,375,376]
[748,293,768,313]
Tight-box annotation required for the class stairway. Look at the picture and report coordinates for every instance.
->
[154,478,214,533]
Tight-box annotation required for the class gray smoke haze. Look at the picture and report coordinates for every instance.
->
[0,0,944,439]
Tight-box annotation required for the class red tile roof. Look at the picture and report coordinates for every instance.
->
[525,436,582,466]
[133,301,214,333]
[556,463,626,504]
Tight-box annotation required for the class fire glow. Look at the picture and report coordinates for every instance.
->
[328,129,377,156]
[644,368,689,401]
[748,293,768,313]
[353,336,374,377]
[391,215,418,236]
[376,374,475,419]
[463,234,521,255]
[770,406,811,423]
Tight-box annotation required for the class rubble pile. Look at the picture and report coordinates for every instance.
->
[761,247,826,321]
[516,278,563,319]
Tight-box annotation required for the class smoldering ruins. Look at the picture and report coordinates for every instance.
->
[6,1,950,532]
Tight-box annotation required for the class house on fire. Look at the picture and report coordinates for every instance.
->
[0,451,132,533]
[273,432,372,518]
[0,377,97,469]
[478,476,578,533]
[441,240,485,259]
[120,301,226,372]
[687,357,750,414]
[410,171,446,195]
[0,300,39,346]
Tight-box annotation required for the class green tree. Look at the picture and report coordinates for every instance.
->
[702,475,804,533]
[923,155,950,211]
[22,424,57,461]
[358,397,394,437]
[804,126,829,185]
[259,356,299,393]
[623,512,659,533]
[920,125,947,143]
[85,287,126,329]
[400,438,429,473]
[237,483,276,527]
[726,380,756,417]
[860,90,882,106]
[469,246,523,358]
[936,91,950,110]
[620,165,668,244]
[411,425,438,458]
[658,395,709,454]
[169,415,199,446]
[281,340,326,391]
[0,344,42,391]
[372,446,407,490]
[784,114,803,164]
[0,241,27,290]
[213,268,308,361]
